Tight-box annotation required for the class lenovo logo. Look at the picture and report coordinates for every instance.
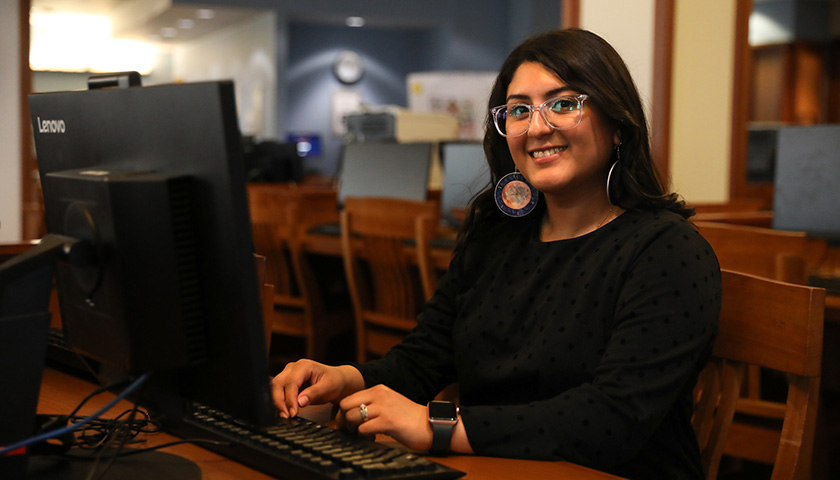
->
[37,116,66,133]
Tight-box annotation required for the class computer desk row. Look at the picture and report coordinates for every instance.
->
[36,366,625,480]
[298,226,840,324]
[300,222,457,272]
[4,234,840,324]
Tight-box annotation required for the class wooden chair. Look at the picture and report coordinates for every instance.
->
[691,199,773,227]
[695,221,815,285]
[340,197,440,362]
[695,222,828,470]
[247,183,346,361]
[693,270,824,480]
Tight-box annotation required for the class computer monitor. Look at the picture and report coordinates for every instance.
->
[0,243,55,476]
[439,142,491,227]
[336,142,432,207]
[28,78,274,428]
[772,124,840,243]
[746,124,779,183]
[241,137,303,183]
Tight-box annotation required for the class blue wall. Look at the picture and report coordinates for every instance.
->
[285,25,437,177]
[174,0,562,177]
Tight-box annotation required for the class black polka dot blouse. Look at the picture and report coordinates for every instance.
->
[355,208,722,480]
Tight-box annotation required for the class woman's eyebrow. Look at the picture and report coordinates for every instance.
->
[505,86,574,103]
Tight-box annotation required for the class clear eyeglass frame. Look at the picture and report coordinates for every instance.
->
[490,94,589,137]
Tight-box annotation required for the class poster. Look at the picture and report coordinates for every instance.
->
[407,71,496,141]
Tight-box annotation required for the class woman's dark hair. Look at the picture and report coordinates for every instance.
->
[457,28,692,250]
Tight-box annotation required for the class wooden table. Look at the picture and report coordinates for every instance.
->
[36,367,624,479]
[300,228,456,272]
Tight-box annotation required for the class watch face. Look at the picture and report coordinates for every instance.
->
[428,401,458,421]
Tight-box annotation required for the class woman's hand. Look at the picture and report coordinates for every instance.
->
[271,359,364,419]
[338,384,433,452]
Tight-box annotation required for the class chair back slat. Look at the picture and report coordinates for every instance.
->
[246,183,343,360]
[714,271,823,377]
[693,269,824,480]
[341,197,440,361]
[695,221,813,284]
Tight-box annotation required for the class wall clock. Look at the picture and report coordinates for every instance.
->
[333,50,364,84]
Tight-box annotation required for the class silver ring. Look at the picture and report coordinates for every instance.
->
[358,403,369,422]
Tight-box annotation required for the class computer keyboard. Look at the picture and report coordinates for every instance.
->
[175,404,466,480]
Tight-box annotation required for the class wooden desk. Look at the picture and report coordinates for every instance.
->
[37,367,624,479]
[301,229,456,272]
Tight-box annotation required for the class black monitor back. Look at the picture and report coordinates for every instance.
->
[337,142,432,207]
[29,81,274,426]
[242,138,303,183]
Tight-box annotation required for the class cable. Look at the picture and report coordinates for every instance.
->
[83,401,141,480]
[0,371,151,457]
[68,378,132,419]
[58,439,231,460]
[73,408,157,450]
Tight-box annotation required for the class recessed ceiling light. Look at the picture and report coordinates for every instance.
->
[346,16,365,27]
[177,18,195,29]
[161,27,178,38]
[196,9,215,20]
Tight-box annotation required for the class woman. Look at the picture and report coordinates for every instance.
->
[272,29,720,479]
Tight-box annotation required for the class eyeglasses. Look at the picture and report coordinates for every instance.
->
[490,94,589,137]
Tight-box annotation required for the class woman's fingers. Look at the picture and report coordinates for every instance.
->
[271,359,321,417]
[272,362,365,418]
[338,385,433,450]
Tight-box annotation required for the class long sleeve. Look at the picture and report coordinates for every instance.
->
[353,254,463,402]
[355,209,720,480]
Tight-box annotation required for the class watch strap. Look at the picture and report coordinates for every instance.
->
[428,401,458,454]
[430,420,455,453]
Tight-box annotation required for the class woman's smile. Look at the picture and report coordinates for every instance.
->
[506,62,618,197]
[530,145,567,162]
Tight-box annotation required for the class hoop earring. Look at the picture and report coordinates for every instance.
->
[606,144,620,206]
[495,168,538,217]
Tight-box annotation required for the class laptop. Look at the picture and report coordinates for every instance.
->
[439,142,491,228]
[337,142,433,207]
[309,142,433,236]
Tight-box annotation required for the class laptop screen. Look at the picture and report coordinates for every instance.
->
[439,142,490,227]
[337,142,432,207]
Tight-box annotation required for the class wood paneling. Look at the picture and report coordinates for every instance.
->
[651,0,674,184]
[751,42,826,124]
[19,0,40,241]
[561,0,580,28]
[730,0,754,202]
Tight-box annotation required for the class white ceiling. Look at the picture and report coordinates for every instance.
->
[30,0,265,44]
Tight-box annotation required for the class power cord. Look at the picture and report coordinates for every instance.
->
[0,372,151,457]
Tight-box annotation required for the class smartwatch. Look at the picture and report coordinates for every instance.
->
[427,400,459,453]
